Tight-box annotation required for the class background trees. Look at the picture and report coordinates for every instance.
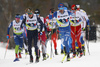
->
[0,0,100,48]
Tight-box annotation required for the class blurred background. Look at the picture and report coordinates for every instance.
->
[0,0,100,48]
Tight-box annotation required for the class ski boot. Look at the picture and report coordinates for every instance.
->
[55,49,58,55]
[35,56,39,63]
[71,50,76,59]
[43,53,46,60]
[46,53,49,58]
[30,55,33,63]
[19,52,22,58]
[82,46,85,56]
[70,48,73,53]
[39,50,40,58]
[25,49,28,55]
[64,46,67,54]
[79,48,83,58]
[76,48,79,56]
[13,54,19,62]
[61,49,64,54]
[67,54,70,61]
[13,58,19,62]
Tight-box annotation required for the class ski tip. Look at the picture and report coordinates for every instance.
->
[50,58,52,59]
[61,61,63,63]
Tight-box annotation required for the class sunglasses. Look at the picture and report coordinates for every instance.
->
[58,7,64,10]
[28,13,33,15]
[36,14,39,16]
[15,18,20,19]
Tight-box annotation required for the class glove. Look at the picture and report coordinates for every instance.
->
[20,28,22,30]
[87,27,91,31]
[48,32,51,35]
[82,28,85,31]
[40,32,43,35]
[87,25,90,31]
[6,35,10,39]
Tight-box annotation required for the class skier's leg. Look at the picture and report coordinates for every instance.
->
[14,35,20,59]
[77,26,83,56]
[71,26,76,57]
[69,37,72,53]
[27,31,32,56]
[23,37,28,54]
[27,31,33,62]
[33,30,39,62]
[19,34,23,58]
[52,32,58,55]
[41,31,47,59]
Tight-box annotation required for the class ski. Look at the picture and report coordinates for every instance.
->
[78,54,83,58]
[46,53,49,58]
[26,62,33,65]
[70,56,76,59]
[61,55,67,63]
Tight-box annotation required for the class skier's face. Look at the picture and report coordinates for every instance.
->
[58,7,64,10]
[28,13,33,18]
[36,14,40,17]
[59,7,64,14]
[15,18,20,23]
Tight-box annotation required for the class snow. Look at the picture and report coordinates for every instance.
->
[0,40,100,67]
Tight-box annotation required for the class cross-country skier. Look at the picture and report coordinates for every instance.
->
[7,14,24,62]
[69,4,88,57]
[76,5,90,55]
[46,8,58,55]
[61,6,73,54]
[20,8,43,63]
[49,3,71,61]
[34,9,48,60]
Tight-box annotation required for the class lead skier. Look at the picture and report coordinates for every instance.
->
[49,3,71,61]
[20,8,43,63]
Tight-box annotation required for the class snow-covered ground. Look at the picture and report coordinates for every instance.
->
[0,40,100,67]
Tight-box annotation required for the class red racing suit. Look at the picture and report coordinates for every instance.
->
[69,10,83,51]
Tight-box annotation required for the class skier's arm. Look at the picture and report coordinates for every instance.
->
[20,16,26,28]
[7,22,13,35]
[37,17,43,32]
[84,14,90,27]
[80,11,90,27]
[49,11,57,19]
[44,18,47,32]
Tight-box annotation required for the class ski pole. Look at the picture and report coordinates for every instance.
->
[50,15,55,59]
[4,39,9,59]
[87,30,90,55]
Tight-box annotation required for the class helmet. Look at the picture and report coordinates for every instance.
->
[76,5,80,10]
[76,5,80,8]
[50,8,54,13]
[34,9,40,14]
[27,8,33,13]
[58,3,64,8]
[64,7,67,10]
[71,4,76,10]
[15,14,20,18]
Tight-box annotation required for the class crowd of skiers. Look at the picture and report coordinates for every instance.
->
[6,3,90,63]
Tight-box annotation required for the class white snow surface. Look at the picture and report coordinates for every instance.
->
[0,40,100,67]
